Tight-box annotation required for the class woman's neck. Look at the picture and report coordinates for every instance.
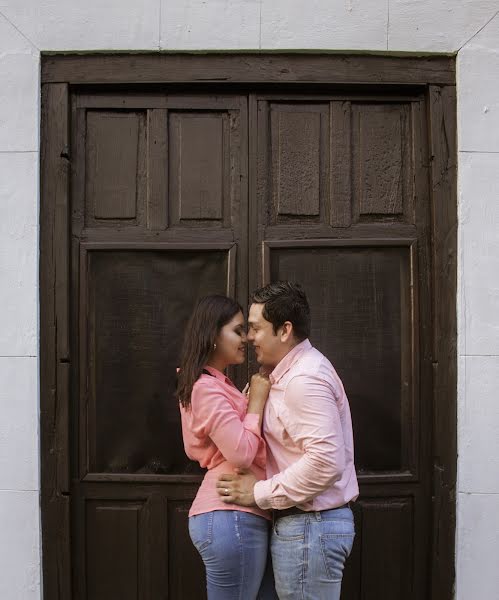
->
[205,358,227,373]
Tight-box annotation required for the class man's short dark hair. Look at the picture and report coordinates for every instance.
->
[251,281,311,341]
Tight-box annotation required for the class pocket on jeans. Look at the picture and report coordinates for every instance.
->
[319,533,355,582]
[188,513,214,553]
[273,517,305,541]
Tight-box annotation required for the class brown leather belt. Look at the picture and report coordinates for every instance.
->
[272,503,350,521]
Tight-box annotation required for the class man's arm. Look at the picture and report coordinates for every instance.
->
[217,374,346,509]
[255,374,345,509]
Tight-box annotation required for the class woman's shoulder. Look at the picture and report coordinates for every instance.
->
[191,373,244,407]
[192,372,229,397]
[194,371,223,386]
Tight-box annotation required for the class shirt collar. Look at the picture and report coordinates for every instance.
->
[269,339,311,384]
[203,365,232,385]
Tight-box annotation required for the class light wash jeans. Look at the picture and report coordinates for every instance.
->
[270,506,355,600]
[189,510,278,600]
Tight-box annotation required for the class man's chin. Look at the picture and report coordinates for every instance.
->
[253,351,269,367]
[256,357,271,369]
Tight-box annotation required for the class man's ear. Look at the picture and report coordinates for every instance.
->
[280,321,294,343]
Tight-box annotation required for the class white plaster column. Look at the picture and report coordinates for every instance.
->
[0,12,41,600]
[456,13,499,599]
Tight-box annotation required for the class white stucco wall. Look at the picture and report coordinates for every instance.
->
[0,1,498,598]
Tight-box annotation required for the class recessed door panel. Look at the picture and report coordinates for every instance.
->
[82,247,233,476]
[266,241,417,475]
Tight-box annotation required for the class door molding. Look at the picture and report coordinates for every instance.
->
[40,53,456,599]
[41,53,455,86]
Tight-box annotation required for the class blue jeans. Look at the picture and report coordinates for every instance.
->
[189,510,278,600]
[270,507,355,600]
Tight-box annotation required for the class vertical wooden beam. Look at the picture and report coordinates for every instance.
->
[247,93,259,383]
[147,109,169,230]
[428,84,458,600]
[330,101,352,227]
[410,96,433,600]
[40,82,72,600]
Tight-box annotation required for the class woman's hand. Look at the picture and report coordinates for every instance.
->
[249,373,271,403]
[246,372,271,422]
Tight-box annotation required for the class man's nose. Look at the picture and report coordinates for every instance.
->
[247,330,254,342]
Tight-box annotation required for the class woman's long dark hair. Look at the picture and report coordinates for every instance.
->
[176,295,243,409]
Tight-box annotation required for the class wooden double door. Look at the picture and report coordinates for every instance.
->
[43,76,450,599]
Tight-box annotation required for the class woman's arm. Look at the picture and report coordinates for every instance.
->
[191,378,269,469]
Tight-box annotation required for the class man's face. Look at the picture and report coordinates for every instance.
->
[247,303,283,368]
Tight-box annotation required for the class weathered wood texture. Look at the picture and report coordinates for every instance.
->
[70,94,248,599]
[252,89,443,600]
[428,84,457,600]
[40,82,72,600]
[42,53,455,86]
[262,238,419,477]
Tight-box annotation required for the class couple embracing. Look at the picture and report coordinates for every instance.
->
[177,282,359,599]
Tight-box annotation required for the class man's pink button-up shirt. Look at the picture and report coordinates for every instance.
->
[254,339,359,511]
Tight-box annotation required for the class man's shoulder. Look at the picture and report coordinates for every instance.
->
[290,345,346,390]
[281,344,347,403]
[291,345,333,377]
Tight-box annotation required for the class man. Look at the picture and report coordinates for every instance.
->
[216,282,359,600]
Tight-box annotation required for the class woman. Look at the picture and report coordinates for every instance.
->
[177,295,275,599]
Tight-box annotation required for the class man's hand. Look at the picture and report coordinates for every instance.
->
[216,469,258,507]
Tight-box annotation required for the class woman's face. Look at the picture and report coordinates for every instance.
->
[213,311,247,366]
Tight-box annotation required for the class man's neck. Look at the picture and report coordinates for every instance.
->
[266,338,303,371]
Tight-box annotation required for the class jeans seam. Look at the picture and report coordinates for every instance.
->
[319,535,338,582]
[234,511,244,600]
[207,511,214,545]
[301,517,308,599]
[319,532,355,582]
[189,513,214,553]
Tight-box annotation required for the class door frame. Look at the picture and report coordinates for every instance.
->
[40,52,457,599]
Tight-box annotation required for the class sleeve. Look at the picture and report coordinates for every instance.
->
[254,374,345,510]
[191,381,263,469]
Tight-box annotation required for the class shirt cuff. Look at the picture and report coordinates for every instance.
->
[242,413,261,436]
[254,478,273,510]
